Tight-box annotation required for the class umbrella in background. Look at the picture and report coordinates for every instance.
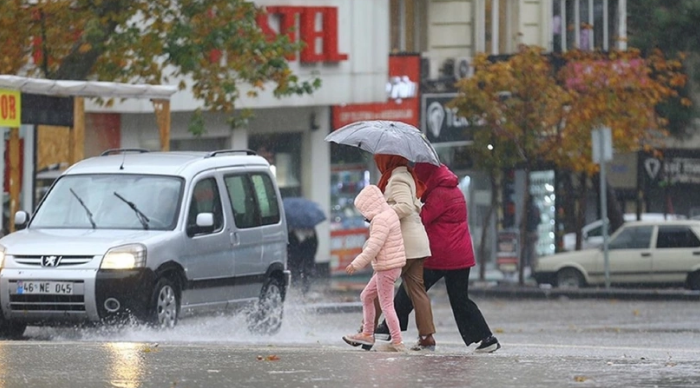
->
[324,120,440,166]
[283,197,326,229]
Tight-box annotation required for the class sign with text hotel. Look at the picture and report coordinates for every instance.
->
[332,54,421,129]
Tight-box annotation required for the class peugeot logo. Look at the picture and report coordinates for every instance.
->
[41,255,62,267]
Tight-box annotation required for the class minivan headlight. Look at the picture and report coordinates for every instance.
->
[100,244,146,270]
[0,245,5,269]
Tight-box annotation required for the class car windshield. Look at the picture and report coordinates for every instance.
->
[31,174,183,230]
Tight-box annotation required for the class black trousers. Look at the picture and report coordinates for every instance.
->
[388,267,493,346]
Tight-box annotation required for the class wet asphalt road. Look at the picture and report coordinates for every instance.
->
[1,293,699,388]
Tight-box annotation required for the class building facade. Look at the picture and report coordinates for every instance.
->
[83,0,391,276]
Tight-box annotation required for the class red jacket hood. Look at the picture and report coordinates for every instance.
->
[416,164,458,200]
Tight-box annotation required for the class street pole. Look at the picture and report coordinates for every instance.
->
[599,141,610,290]
[592,127,612,289]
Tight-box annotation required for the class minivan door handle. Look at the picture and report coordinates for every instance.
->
[230,232,240,246]
[641,252,651,257]
[693,251,700,256]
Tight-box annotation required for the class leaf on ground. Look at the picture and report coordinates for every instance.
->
[573,375,590,382]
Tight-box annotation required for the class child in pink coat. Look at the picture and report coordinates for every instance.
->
[342,185,407,352]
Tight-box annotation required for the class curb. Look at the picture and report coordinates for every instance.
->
[467,286,700,301]
[309,286,700,314]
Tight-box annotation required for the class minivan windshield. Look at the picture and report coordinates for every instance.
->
[31,174,183,230]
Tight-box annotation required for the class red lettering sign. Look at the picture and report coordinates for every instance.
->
[1,95,16,121]
[256,6,348,63]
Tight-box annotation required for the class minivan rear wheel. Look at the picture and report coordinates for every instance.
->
[247,277,284,335]
[556,268,585,289]
[148,277,180,329]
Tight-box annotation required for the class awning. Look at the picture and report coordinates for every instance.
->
[0,75,178,100]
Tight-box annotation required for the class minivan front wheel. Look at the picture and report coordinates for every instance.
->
[0,320,26,339]
[149,277,180,329]
[247,277,284,335]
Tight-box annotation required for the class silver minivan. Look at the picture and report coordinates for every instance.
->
[0,149,290,338]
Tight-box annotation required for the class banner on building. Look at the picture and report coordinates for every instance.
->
[332,54,421,129]
[421,93,472,144]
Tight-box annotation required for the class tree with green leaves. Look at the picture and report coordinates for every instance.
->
[0,0,320,130]
[628,0,700,136]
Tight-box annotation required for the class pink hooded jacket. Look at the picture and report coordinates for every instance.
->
[350,185,407,272]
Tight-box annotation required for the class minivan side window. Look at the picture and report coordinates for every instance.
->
[224,175,260,229]
[187,178,224,236]
[250,173,280,225]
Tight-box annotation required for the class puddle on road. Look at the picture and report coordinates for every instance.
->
[24,290,357,346]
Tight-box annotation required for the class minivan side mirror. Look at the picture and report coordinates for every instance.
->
[196,213,214,228]
[14,211,29,230]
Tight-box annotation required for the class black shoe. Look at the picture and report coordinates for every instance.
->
[475,336,501,353]
[374,322,391,341]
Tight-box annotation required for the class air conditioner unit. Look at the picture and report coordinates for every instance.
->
[454,57,474,80]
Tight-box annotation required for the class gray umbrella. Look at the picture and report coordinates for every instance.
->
[324,120,441,166]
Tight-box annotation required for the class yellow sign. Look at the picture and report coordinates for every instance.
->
[0,89,21,127]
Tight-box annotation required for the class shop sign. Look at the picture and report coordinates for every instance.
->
[330,228,369,275]
[564,58,647,91]
[421,93,472,144]
[20,94,73,127]
[257,6,348,63]
[332,55,420,128]
[0,89,21,128]
[644,155,700,185]
[496,230,519,273]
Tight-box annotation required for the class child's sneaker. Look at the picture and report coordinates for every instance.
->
[475,336,501,353]
[343,333,375,347]
[388,342,408,353]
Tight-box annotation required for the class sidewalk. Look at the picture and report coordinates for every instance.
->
[298,267,700,314]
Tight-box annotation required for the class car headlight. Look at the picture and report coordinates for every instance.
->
[0,245,5,269]
[100,244,146,270]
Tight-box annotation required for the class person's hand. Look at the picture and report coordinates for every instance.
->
[345,264,356,275]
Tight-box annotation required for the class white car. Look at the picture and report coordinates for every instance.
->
[562,213,686,251]
[534,220,700,289]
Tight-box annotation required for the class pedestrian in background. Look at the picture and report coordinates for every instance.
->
[287,227,318,295]
[524,196,541,273]
[342,185,407,352]
[375,163,501,353]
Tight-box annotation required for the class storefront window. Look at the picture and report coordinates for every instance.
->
[530,170,557,257]
[249,133,301,198]
[329,143,372,275]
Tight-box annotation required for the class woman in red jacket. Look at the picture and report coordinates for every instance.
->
[374,163,500,353]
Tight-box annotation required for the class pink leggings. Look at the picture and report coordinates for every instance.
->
[360,267,402,344]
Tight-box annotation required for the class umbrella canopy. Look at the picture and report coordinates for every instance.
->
[282,197,326,229]
[324,120,440,166]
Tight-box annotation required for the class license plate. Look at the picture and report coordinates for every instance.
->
[16,281,73,295]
